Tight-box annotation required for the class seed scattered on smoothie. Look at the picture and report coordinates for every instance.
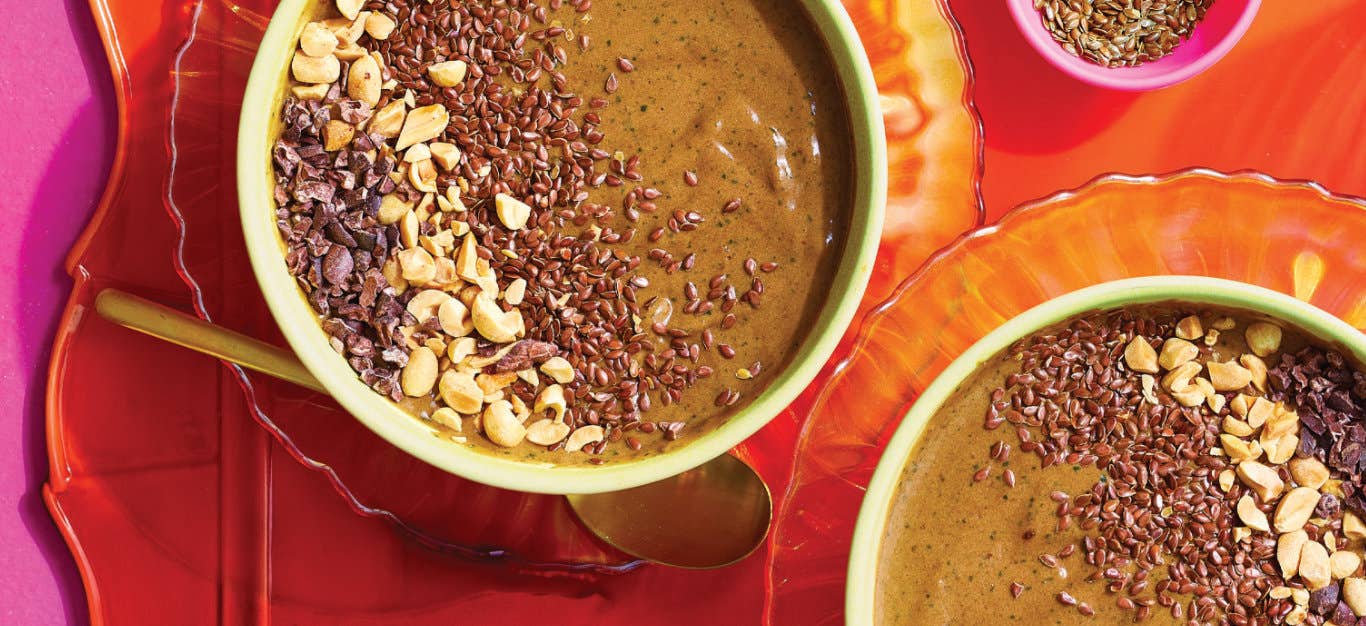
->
[268,0,852,459]
[881,306,1366,624]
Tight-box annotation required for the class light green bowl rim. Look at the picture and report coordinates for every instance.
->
[237,0,887,494]
[845,276,1366,623]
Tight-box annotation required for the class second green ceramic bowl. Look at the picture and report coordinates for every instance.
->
[846,276,1366,623]
[236,0,886,494]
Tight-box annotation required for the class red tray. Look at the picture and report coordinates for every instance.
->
[44,0,979,622]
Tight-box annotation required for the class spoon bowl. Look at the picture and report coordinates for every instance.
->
[567,453,771,569]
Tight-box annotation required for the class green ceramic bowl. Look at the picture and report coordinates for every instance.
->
[237,0,886,494]
[846,276,1366,623]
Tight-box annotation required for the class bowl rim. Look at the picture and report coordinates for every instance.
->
[1004,0,1262,91]
[845,275,1366,623]
[237,0,887,494]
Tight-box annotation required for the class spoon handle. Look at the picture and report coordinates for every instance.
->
[93,288,326,393]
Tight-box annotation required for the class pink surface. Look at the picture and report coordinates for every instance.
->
[0,0,112,622]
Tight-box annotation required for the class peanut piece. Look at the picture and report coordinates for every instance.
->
[431,407,462,431]
[290,83,330,101]
[1241,354,1268,391]
[540,356,575,384]
[1300,541,1333,590]
[428,60,468,87]
[1212,316,1237,331]
[365,12,396,40]
[1204,328,1220,347]
[1237,460,1285,501]
[400,346,439,397]
[494,193,532,230]
[504,278,528,306]
[446,336,476,363]
[408,158,439,193]
[333,42,367,61]
[455,233,480,283]
[370,100,406,138]
[399,210,420,248]
[471,295,520,343]
[405,289,450,323]
[438,370,483,414]
[1275,487,1322,533]
[1158,338,1200,370]
[403,143,431,163]
[1123,336,1159,374]
[1246,397,1274,429]
[1332,550,1362,580]
[377,194,410,225]
[430,142,461,170]
[482,401,526,448]
[323,120,354,151]
[438,297,473,337]
[336,0,364,20]
[299,22,338,57]
[1221,434,1258,463]
[476,372,518,396]
[1279,530,1308,578]
[1140,374,1159,405]
[1290,457,1331,490]
[1231,393,1251,418]
[525,419,571,446]
[381,256,407,294]
[1345,512,1366,541]
[397,247,436,285]
[1223,416,1254,437]
[1346,578,1366,616]
[291,51,340,84]
[1237,494,1270,532]
[1246,322,1283,357]
[1161,360,1201,393]
[1207,360,1253,392]
[1219,469,1236,492]
[564,425,606,453]
[1171,377,1208,407]
[1175,315,1204,340]
[534,384,567,422]
[396,104,449,151]
[1265,434,1299,465]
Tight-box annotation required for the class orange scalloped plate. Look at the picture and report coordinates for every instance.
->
[44,0,979,622]
[769,169,1366,623]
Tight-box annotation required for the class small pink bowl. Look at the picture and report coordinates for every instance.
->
[1007,0,1261,91]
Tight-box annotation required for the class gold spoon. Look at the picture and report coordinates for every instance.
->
[94,288,773,569]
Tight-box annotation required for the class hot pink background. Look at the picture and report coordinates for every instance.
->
[0,1,111,622]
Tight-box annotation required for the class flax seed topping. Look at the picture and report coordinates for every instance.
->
[268,0,852,459]
[879,306,1366,625]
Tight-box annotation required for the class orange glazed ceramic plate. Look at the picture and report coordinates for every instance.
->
[768,169,1366,622]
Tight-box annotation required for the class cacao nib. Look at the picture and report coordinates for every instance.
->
[1269,345,1366,514]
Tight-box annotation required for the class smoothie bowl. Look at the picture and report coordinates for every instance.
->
[849,277,1366,625]
[238,0,885,494]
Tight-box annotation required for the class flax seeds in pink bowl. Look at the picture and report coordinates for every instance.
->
[268,0,854,462]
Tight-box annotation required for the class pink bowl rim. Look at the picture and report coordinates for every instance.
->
[1006,0,1262,91]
